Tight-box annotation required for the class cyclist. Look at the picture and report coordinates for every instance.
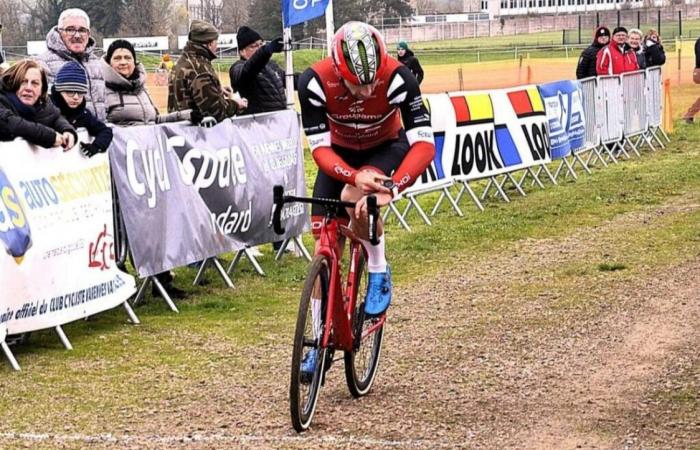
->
[297,21,435,355]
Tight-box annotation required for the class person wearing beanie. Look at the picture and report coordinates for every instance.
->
[396,40,424,85]
[575,26,610,79]
[230,24,292,255]
[168,19,247,124]
[102,39,187,126]
[229,25,289,115]
[596,26,639,75]
[50,61,112,157]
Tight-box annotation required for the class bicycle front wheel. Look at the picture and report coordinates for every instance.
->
[290,255,329,432]
[344,250,384,397]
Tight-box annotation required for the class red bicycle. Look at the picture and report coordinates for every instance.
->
[271,185,386,432]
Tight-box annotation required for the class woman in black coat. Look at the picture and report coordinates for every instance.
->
[643,29,666,68]
[0,59,77,149]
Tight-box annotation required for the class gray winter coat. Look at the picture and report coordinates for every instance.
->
[103,61,189,125]
[37,27,106,120]
[103,60,158,125]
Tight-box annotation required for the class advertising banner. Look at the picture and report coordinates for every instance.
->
[539,80,586,158]
[103,36,169,51]
[0,138,136,335]
[109,110,308,277]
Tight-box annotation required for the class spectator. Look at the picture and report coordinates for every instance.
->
[37,8,106,120]
[229,26,287,114]
[168,20,247,124]
[102,40,190,299]
[682,36,700,124]
[230,25,289,254]
[576,26,610,79]
[102,39,190,125]
[628,28,646,70]
[597,26,639,75]
[159,54,174,72]
[50,61,112,157]
[396,41,424,85]
[0,59,77,149]
[643,29,666,68]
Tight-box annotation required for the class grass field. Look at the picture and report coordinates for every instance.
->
[1,116,699,449]
[3,26,700,449]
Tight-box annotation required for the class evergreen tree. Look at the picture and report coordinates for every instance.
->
[79,0,125,36]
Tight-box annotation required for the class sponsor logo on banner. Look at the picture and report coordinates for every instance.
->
[0,167,32,262]
[448,93,509,178]
[504,87,551,162]
[538,80,586,158]
[88,224,114,271]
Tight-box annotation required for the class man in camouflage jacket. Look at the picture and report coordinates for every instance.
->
[168,20,247,124]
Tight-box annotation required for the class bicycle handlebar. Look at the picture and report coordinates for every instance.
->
[270,185,381,246]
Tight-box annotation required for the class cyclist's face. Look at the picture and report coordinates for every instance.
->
[343,79,377,100]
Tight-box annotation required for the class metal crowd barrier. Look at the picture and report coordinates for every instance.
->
[621,71,649,156]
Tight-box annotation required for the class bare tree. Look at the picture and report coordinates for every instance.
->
[220,0,248,33]
[120,0,176,35]
[1,0,33,46]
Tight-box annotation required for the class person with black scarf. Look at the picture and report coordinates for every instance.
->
[397,41,424,85]
[0,59,77,148]
[50,61,113,157]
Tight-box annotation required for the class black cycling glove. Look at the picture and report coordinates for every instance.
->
[80,142,105,158]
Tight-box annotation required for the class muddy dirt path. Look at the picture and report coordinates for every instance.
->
[3,197,699,450]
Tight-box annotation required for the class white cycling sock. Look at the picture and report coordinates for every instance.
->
[310,297,323,343]
[359,235,387,273]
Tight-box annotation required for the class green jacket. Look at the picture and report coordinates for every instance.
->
[168,42,238,123]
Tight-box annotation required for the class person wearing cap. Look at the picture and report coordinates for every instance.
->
[50,61,112,157]
[0,59,77,149]
[168,20,247,124]
[229,25,288,115]
[37,8,106,120]
[103,39,191,126]
[596,26,639,75]
[396,41,424,85]
[576,26,610,79]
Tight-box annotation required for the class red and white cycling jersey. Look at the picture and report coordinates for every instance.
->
[298,56,435,193]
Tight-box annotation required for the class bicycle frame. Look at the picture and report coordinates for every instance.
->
[316,217,386,353]
[270,185,385,353]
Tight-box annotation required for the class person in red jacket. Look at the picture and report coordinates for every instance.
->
[596,27,639,75]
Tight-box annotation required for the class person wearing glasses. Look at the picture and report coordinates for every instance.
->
[37,8,106,120]
[49,61,112,158]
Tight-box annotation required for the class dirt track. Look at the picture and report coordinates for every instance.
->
[4,193,698,450]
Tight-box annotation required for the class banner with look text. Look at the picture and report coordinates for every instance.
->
[109,109,309,277]
[0,138,136,335]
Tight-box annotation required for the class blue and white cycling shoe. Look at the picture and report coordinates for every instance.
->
[300,348,318,384]
[364,265,392,317]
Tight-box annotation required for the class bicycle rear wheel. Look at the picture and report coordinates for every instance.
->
[290,255,329,432]
[344,249,384,397]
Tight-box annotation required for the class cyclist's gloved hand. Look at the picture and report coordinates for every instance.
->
[79,142,104,158]
[266,37,284,54]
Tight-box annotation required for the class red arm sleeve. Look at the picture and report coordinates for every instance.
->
[391,141,435,194]
[311,146,358,185]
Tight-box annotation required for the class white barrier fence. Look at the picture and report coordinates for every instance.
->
[387,67,668,228]
[1,68,669,371]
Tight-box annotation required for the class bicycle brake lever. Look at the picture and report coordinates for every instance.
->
[367,194,379,246]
